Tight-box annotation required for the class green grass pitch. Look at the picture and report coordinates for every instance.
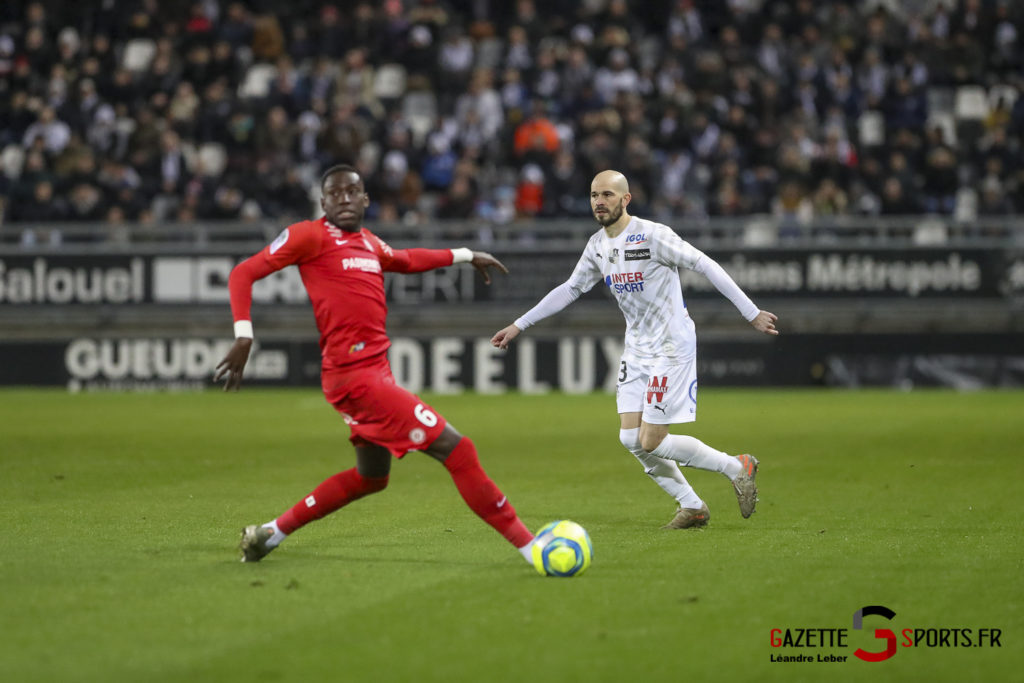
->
[2,388,1022,683]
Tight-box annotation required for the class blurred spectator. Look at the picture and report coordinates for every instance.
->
[880,176,922,215]
[514,163,545,218]
[513,99,560,166]
[22,106,71,154]
[420,133,457,192]
[1,0,1022,231]
[436,173,479,219]
[14,180,69,222]
[977,177,1015,216]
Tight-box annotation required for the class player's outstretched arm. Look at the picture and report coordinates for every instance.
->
[491,324,522,349]
[214,338,253,391]
[750,310,779,335]
[470,251,509,285]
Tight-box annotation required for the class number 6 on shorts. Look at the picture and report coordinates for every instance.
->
[414,403,438,427]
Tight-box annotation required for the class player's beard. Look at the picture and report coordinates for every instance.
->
[594,199,623,227]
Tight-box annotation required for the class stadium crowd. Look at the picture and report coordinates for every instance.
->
[1,0,1023,237]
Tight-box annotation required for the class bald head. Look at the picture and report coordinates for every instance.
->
[590,170,632,230]
[591,170,629,195]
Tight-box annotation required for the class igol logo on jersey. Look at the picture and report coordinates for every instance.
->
[625,248,650,261]
[625,233,648,244]
[605,272,644,293]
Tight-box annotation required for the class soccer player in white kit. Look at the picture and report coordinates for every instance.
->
[491,170,779,528]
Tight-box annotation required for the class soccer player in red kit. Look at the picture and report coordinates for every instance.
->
[215,164,535,564]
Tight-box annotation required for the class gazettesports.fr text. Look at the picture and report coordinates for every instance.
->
[770,627,1003,648]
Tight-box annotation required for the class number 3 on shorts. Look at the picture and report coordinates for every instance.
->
[414,403,438,427]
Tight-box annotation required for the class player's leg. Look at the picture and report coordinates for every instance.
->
[276,444,391,534]
[636,360,758,517]
[617,363,706,527]
[619,411,707,527]
[422,423,535,562]
[239,444,392,562]
[641,422,758,517]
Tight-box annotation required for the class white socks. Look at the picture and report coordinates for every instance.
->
[518,539,535,563]
[263,520,287,549]
[620,428,703,509]
[649,435,742,480]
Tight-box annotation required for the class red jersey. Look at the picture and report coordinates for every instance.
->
[229,217,455,370]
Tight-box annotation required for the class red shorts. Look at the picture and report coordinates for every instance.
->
[321,354,447,457]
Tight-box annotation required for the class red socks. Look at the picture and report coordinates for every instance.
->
[274,439,533,550]
[276,468,388,534]
[444,437,534,548]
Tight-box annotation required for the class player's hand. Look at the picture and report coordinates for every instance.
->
[750,310,779,335]
[491,324,521,349]
[470,251,509,285]
[214,338,253,391]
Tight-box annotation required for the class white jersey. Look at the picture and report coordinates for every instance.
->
[515,216,759,366]
[569,216,702,364]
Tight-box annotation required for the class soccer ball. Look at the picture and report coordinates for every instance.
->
[531,520,593,577]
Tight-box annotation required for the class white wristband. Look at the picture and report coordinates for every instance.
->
[234,320,254,339]
[451,247,474,264]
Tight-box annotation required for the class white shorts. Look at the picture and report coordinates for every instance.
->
[615,357,698,425]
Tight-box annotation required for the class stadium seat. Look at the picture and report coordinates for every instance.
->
[988,84,1018,111]
[373,63,407,102]
[742,217,778,247]
[926,86,955,116]
[926,112,957,144]
[0,144,25,179]
[857,110,885,147]
[122,38,156,72]
[237,63,278,98]
[402,91,438,146]
[913,217,948,245]
[953,87,987,147]
[954,85,989,120]
[954,187,977,223]
[196,142,228,177]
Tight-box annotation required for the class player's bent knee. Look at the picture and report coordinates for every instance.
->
[632,450,663,476]
[619,428,641,452]
[639,432,666,454]
[365,475,389,493]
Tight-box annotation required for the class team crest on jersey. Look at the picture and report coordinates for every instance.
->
[269,228,289,254]
[609,248,619,263]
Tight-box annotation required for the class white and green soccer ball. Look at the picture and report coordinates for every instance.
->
[531,520,593,577]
